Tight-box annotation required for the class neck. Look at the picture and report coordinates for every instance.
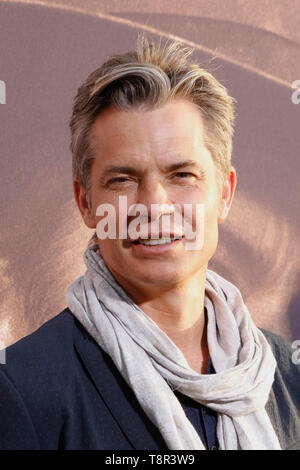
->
[111,265,209,374]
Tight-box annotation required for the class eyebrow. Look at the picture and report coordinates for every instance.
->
[100,160,203,182]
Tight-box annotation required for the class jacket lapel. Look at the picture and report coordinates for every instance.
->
[73,315,167,450]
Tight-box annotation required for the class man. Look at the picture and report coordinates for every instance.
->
[0,34,299,450]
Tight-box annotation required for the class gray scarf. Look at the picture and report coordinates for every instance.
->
[66,245,281,450]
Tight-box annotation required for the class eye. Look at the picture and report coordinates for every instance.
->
[108,177,131,184]
[173,172,197,179]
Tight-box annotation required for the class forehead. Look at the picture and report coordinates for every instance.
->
[92,99,204,146]
[89,99,213,173]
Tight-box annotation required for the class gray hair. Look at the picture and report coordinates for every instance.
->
[69,34,235,244]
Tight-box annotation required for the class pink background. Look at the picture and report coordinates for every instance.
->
[0,0,299,346]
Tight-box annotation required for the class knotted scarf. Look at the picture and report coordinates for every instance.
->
[66,244,281,450]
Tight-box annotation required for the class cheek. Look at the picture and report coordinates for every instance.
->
[186,187,219,224]
[203,202,220,257]
[192,189,220,252]
[92,190,126,229]
[98,238,116,253]
[98,238,122,273]
[203,195,219,239]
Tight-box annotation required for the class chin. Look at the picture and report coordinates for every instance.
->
[133,264,191,286]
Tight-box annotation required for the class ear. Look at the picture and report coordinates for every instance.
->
[73,179,96,229]
[217,167,237,224]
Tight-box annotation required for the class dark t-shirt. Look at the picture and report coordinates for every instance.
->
[174,358,218,450]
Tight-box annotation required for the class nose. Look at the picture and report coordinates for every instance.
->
[133,176,174,222]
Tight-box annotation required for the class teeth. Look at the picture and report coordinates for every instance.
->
[139,237,181,246]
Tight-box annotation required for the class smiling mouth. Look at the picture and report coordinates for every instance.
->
[132,236,184,246]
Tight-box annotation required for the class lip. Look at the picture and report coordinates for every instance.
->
[130,237,184,256]
[129,232,184,243]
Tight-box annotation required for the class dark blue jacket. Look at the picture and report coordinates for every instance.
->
[0,308,299,450]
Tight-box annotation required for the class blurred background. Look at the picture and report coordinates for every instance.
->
[0,0,299,346]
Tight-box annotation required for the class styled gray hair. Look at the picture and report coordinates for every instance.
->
[69,34,235,244]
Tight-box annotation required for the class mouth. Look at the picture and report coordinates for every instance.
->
[130,234,184,246]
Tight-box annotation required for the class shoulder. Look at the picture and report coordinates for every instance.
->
[0,308,77,418]
[260,328,300,450]
[260,327,300,380]
[260,327,300,395]
[260,328,294,357]
[1,308,75,377]
[0,308,79,449]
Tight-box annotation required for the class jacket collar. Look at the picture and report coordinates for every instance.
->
[72,313,167,450]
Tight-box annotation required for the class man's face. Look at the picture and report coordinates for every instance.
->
[83,99,230,292]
